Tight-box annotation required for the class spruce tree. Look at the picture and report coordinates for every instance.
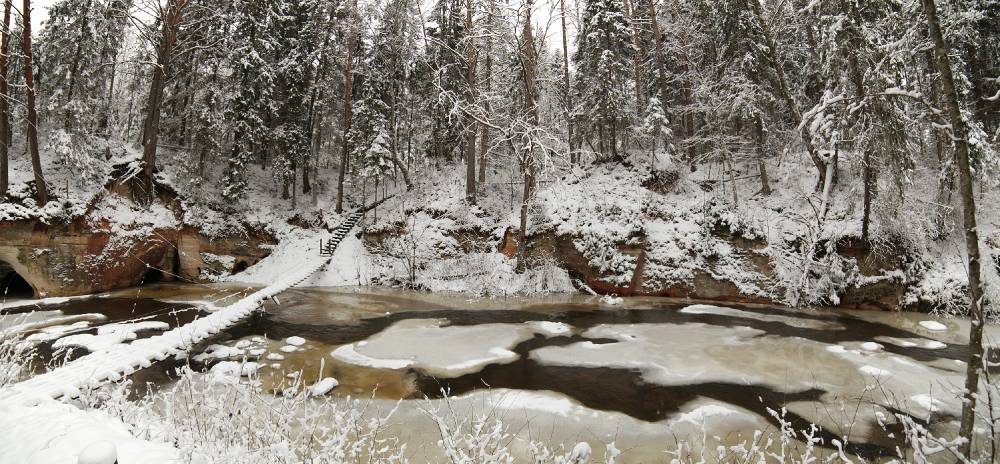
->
[573,0,634,161]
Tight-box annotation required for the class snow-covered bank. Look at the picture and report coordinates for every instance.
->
[0,398,180,463]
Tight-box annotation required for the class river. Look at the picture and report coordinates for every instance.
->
[2,283,996,462]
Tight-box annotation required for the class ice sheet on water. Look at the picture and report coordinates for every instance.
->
[330,318,534,377]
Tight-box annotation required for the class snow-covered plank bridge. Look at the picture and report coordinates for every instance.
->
[0,211,365,406]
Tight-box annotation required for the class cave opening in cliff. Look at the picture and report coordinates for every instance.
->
[231,261,249,275]
[141,267,164,285]
[0,269,34,299]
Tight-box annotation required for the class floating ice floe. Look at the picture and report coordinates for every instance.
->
[330,319,533,377]
[680,304,843,330]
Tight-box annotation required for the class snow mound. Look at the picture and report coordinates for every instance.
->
[309,377,339,396]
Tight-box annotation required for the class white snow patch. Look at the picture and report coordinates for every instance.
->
[527,321,573,337]
[909,394,945,413]
[96,321,169,335]
[600,295,624,306]
[919,320,948,331]
[860,342,883,352]
[859,365,891,377]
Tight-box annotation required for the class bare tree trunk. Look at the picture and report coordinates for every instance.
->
[140,0,186,204]
[517,0,539,272]
[22,0,47,205]
[922,0,987,456]
[0,0,11,198]
[558,0,573,164]
[465,0,477,204]
[336,0,358,214]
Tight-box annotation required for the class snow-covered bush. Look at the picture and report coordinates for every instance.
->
[537,165,649,286]
[418,253,574,297]
[85,368,407,464]
[0,333,33,387]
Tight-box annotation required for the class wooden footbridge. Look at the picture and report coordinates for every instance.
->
[0,210,366,406]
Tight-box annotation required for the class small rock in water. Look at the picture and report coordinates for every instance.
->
[861,342,883,352]
[919,320,947,331]
[309,377,339,396]
[78,441,117,464]
[266,353,286,361]
[280,345,299,353]
[286,336,306,346]
[600,295,624,306]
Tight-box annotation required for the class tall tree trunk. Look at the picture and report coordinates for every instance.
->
[749,0,826,185]
[304,2,336,195]
[842,0,875,242]
[517,0,539,272]
[140,0,185,204]
[336,0,358,214]
[22,0,47,205]
[922,0,986,456]
[623,0,643,113]
[0,0,11,198]
[558,0,573,164]
[64,0,92,131]
[465,0,477,204]
[649,0,672,148]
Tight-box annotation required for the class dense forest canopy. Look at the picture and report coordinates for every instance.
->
[0,0,993,208]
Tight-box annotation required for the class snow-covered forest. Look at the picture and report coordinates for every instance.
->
[0,0,999,462]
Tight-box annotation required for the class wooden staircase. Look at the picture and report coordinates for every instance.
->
[319,211,364,257]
